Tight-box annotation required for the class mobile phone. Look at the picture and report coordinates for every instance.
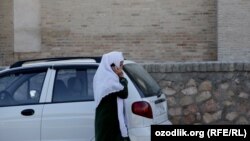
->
[111,63,115,67]
[111,63,117,71]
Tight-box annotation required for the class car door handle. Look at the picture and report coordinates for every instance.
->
[21,109,35,116]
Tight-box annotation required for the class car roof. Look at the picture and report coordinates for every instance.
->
[21,59,98,67]
[2,57,136,73]
[10,57,102,68]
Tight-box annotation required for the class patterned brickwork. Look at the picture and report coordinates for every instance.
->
[14,0,217,64]
[0,0,13,65]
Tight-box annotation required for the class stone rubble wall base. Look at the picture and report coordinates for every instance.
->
[142,62,250,124]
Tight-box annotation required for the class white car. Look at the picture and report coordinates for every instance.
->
[0,57,171,141]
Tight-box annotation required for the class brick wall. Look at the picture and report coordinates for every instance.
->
[218,0,250,61]
[2,0,250,66]
[0,0,13,66]
[14,0,217,63]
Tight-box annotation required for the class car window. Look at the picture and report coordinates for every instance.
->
[0,71,46,107]
[0,74,18,92]
[53,68,96,102]
[87,69,96,97]
[124,63,161,97]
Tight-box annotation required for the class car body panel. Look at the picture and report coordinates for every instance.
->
[0,68,51,141]
[0,59,171,141]
[41,102,95,141]
[0,105,43,141]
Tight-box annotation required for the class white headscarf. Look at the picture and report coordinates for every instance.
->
[93,51,129,137]
[93,51,124,108]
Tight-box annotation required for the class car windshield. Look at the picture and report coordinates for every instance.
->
[124,63,161,97]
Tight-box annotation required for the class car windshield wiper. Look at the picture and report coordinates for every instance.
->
[156,89,162,98]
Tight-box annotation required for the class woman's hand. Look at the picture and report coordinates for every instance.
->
[112,66,124,77]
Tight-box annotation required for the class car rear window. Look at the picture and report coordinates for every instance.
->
[124,63,161,97]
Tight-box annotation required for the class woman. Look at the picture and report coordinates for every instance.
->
[93,51,130,141]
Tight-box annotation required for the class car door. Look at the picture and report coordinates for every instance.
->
[41,65,97,141]
[0,68,49,141]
